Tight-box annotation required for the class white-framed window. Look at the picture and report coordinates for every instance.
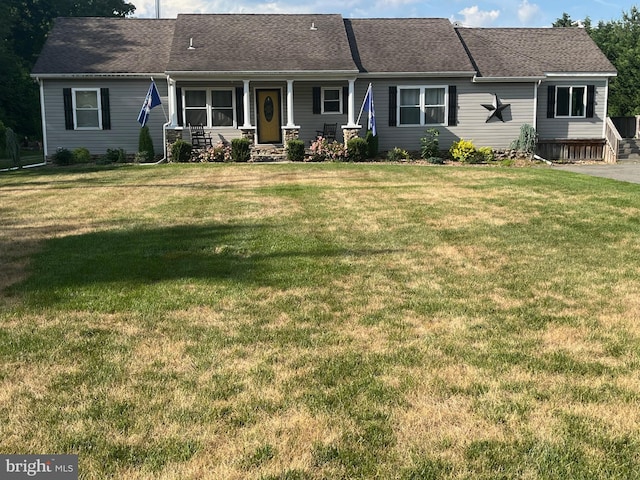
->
[322,87,342,114]
[72,88,102,129]
[398,86,447,126]
[556,86,586,118]
[183,88,235,127]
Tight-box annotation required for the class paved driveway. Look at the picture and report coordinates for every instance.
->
[554,163,640,184]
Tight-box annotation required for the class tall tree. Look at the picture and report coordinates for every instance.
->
[589,7,640,116]
[0,0,136,138]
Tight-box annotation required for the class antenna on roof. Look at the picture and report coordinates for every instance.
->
[310,22,317,31]
[188,38,195,50]
[155,0,160,19]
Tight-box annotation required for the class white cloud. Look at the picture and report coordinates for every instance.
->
[517,0,539,24]
[452,5,500,27]
[132,0,335,17]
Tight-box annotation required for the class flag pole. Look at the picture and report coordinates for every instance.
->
[356,83,372,126]
[151,76,169,122]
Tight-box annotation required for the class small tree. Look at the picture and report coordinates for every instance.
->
[138,126,155,160]
[6,128,21,168]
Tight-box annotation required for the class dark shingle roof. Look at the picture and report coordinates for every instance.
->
[166,14,357,73]
[456,27,617,78]
[32,17,175,75]
[344,18,475,74]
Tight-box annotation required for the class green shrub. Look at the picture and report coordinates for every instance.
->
[103,148,127,164]
[138,126,155,160]
[73,147,92,164]
[231,138,251,163]
[170,140,192,163]
[286,139,305,162]
[386,147,411,162]
[477,146,495,163]
[449,139,481,163]
[52,147,73,166]
[346,137,368,162]
[365,130,378,159]
[420,128,440,159]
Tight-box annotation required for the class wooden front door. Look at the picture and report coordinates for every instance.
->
[256,89,282,144]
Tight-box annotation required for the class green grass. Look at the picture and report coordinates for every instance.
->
[1,163,640,479]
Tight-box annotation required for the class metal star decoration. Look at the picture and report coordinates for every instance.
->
[482,94,510,123]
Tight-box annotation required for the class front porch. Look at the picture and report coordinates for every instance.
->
[163,76,363,159]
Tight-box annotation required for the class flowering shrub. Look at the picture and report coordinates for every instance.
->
[195,141,232,162]
[310,136,346,162]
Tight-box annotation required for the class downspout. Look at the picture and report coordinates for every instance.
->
[602,78,609,138]
[533,79,541,131]
[35,77,48,166]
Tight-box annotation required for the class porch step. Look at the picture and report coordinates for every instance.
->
[250,145,288,162]
[618,139,640,162]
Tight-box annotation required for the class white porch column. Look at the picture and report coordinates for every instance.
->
[243,80,252,128]
[286,79,295,127]
[168,78,178,126]
[348,78,356,127]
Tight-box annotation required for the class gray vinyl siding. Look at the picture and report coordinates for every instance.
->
[293,81,349,144]
[536,80,607,140]
[362,78,536,152]
[42,78,169,156]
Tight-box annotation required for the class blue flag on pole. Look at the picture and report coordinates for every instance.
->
[363,84,376,136]
[137,81,162,126]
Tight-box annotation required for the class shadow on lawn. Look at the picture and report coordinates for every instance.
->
[10,223,395,308]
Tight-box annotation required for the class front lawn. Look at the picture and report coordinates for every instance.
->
[1,163,639,479]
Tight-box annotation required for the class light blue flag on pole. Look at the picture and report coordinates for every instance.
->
[363,84,376,136]
[137,81,162,126]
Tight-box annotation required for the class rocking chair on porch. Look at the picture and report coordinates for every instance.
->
[316,123,338,143]
[189,124,213,149]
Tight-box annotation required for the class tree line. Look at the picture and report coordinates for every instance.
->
[2,5,640,143]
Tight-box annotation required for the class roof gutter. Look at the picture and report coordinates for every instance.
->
[29,73,167,79]
[166,70,360,80]
[356,71,477,78]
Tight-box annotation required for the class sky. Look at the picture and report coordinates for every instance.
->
[131,0,638,27]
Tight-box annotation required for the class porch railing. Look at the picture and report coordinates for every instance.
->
[604,116,622,164]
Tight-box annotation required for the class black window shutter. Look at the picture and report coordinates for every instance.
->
[176,87,183,126]
[448,85,457,126]
[312,87,321,114]
[63,88,74,130]
[100,88,111,130]
[342,86,349,116]
[389,86,397,127]
[586,85,595,118]
[235,86,244,127]
[547,85,556,118]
